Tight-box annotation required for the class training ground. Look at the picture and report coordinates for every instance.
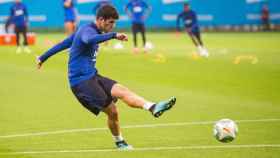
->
[0,32,280,158]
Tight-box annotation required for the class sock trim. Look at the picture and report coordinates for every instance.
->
[143,102,155,110]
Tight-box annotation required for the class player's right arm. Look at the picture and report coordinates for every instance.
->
[175,13,184,37]
[124,2,132,18]
[176,12,183,31]
[9,5,14,18]
[37,33,74,69]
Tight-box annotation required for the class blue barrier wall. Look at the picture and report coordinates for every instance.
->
[0,0,280,28]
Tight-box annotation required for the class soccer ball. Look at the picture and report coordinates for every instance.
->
[213,119,238,143]
[144,41,154,50]
[113,42,124,50]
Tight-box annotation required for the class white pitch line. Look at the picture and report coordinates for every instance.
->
[0,118,280,139]
[1,144,280,155]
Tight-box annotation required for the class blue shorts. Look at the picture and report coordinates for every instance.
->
[64,10,76,22]
[64,17,76,22]
[186,26,200,38]
[71,74,118,115]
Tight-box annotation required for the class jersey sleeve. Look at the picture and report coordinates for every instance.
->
[81,28,116,45]
[23,4,28,22]
[10,6,14,17]
[143,1,150,10]
[39,33,75,63]
[176,13,183,31]
[124,2,132,14]
[143,2,151,17]
[191,11,197,26]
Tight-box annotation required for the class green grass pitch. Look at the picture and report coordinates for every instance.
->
[0,32,280,158]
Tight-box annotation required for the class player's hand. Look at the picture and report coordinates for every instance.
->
[126,12,132,19]
[185,28,192,34]
[36,56,43,69]
[116,33,128,41]
[175,31,181,37]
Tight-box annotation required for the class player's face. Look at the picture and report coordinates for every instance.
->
[15,0,21,3]
[184,5,190,11]
[100,18,116,33]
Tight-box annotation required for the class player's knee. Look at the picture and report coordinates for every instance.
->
[112,83,130,99]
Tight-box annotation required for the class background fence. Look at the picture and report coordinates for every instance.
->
[0,0,280,29]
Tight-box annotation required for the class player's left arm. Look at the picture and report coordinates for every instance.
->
[191,11,197,26]
[9,6,14,17]
[37,33,75,69]
[124,2,132,18]
[23,4,29,26]
[143,2,152,20]
[81,29,115,44]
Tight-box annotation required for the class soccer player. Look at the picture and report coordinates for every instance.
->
[63,0,77,34]
[10,0,31,53]
[125,0,151,53]
[261,4,270,31]
[176,3,209,57]
[37,5,176,150]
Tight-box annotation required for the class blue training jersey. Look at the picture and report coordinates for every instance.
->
[10,2,28,27]
[125,0,150,24]
[176,10,199,32]
[39,23,117,87]
[63,0,76,22]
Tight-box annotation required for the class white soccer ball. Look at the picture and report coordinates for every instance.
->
[113,42,124,50]
[144,41,154,50]
[213,119,238,143]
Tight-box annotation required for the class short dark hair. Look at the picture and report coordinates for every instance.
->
[184,2,189,6]
[96,5,119,20]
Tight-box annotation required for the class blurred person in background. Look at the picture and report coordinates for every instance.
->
[63,0,77,34]
[10,0,31,53]
[261,4,270,31]
[176,2,208,57]
[125,0,151,53]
